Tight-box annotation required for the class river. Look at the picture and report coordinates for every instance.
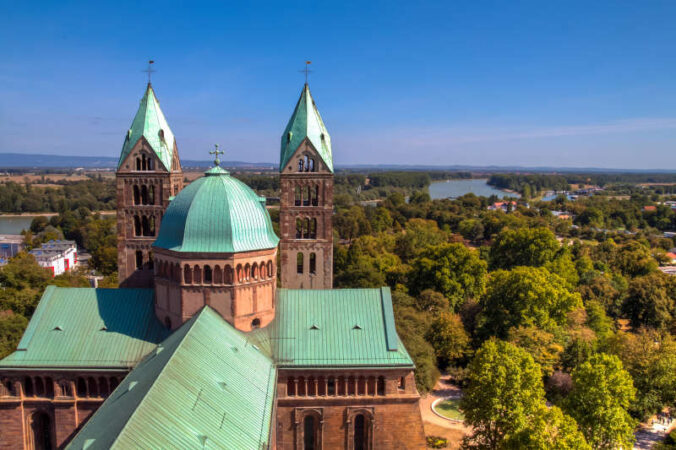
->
[429,179,520,200]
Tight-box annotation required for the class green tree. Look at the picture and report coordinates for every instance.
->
[606,330,676,419]
[394,218,447,261]
[0,311,29,359]
[408,243,487,310]
[506,405,590,450]
[426,312,469,368]
[461,340,544,449]
[565,353,637,450]
[490,227,559,270]
[393,304,439,393]
[623,272,675,330]
[507,326,563,376]
[415,289,449,313]
[479,266,583,338]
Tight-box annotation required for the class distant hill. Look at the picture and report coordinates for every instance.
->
[0,153,673,173]
[0,153,274,170]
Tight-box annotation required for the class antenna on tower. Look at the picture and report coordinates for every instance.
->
[143,60,156,85]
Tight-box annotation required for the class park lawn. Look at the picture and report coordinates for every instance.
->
[434,398,465,421]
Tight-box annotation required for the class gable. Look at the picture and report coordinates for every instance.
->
[279,137,331,174]
[67,307,276,450]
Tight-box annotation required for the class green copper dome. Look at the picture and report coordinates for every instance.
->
[153,166,279,253]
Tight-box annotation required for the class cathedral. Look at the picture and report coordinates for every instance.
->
[0,81,426,449]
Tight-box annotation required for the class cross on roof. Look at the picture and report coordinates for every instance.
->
[143,60,156,85]
[299,61,312,84]
[210,144,224,166]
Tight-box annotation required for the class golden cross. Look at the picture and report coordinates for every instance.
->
[209,144,224,166]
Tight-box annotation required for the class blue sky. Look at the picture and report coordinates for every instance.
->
[1,1,675,169]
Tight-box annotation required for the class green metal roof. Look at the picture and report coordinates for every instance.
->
[249,287,414,368]
[117,83,176,171]
[0,286,168,369]
[153,166,279,253]
[279,84,334,173]
[67,307,276,450]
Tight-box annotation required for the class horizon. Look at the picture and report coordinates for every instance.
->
[2,1,676,169]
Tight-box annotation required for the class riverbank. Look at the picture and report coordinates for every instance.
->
[429,179,521,200]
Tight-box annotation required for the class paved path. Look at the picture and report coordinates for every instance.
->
[419,376,471,448]
[634,419,673,449]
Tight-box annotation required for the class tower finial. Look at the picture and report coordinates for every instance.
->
[143,60,156,85]
[209,144,224,166]
[299,61,312,85]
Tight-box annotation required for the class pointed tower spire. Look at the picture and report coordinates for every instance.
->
[279,84,333,173]
[117,84,176,172]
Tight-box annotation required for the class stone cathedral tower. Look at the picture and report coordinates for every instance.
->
[116,83,184,287]
[279,84,334,289]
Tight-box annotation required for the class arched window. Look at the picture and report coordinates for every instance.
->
[141,185,148,205]
[310,219,317,239]
[147,251,154,270]
[313,185,319,206]
[309,158,315,172]
[377,376,385,396]
[35,377,45,397]
[298,159,304,172]
[204,265,212,284]
[133,185,140,205]
[303,186,311,206]
[135,251,143,270]
[136,157,141,171]
[296,218,303,239]
[45,377,54,397]
[141,154,147,171]
[76,378,86,397]
[354,414,367,450]
[251,318,261,329]
[328,377,336,395]
[193,265,202,284]
[59,381,71,397]
[148,185,155,205]
[295,186,301,206]
[24,377,34,397]
[147,158,153,170]
[236,264,243,283]
[214,265,223,284]
[149,216,156,236]
[287,377,296,396]
[29,411,53,450]
[141,216,150,236]
[225,265,233,284]
[304,415,317,450]
[184,265,193,284]
[252,263,258,280]
[134,215,141,236]
[297,253,304,274]
[267,261,273,278]
[174,263,181,282]
[98,377,108,397]
[398,376,405,390]
[88,377,98,397]
[304,155,309,172]
[244,264,250,281]
[303,218,311,239]
[309,253,316,274]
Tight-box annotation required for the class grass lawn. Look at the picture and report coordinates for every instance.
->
[434,398,465,421]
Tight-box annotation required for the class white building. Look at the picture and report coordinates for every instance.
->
[29,240,77,277]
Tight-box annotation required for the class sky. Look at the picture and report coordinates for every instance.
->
[1,0,675,169]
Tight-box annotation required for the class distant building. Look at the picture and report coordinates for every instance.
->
[551,210,574,220]
[488,201,517,212]
[28,240,77,276]
[643,205,657,212]
[0,235,24,259]
[666,252,676,264]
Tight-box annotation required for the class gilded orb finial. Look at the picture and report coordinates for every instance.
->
[209,144,224,166]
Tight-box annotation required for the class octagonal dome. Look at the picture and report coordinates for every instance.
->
[153,166,279,253]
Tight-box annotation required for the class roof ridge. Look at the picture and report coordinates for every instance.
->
[109,310,205,447]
